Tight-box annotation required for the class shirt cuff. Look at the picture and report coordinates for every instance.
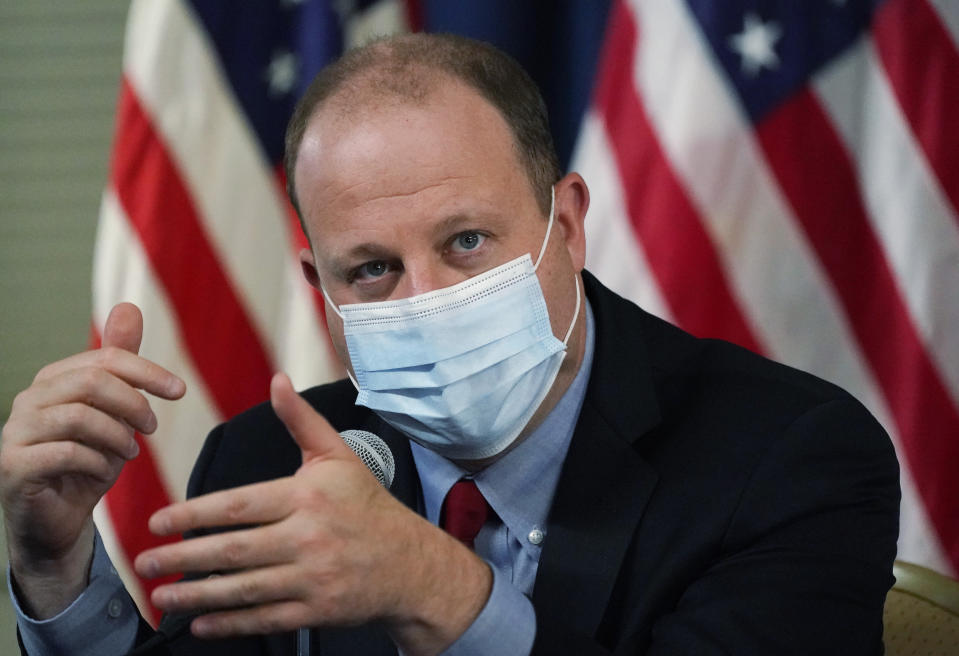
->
[439,564,536,656]
[10,530,139,656]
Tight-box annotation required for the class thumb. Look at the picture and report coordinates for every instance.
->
[270,372,349,464]
[102,302,143,354]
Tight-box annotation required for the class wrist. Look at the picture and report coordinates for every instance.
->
[386,524,493,656]
[8,521,96,619]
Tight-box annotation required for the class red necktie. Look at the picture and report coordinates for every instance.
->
[441,480,490,549]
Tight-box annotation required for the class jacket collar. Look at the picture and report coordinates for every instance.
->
[578,271,662,441]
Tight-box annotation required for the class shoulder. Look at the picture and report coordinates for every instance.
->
[584,271,898,513]
[585,270,876,440]
[593,274,899,517]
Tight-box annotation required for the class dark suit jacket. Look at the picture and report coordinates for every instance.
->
[128,272,899,655]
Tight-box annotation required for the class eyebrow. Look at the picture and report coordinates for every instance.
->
[439,211,490,231]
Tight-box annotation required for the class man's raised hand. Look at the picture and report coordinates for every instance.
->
[0,302,185,618]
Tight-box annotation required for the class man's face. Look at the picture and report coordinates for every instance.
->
[293,77,588,426]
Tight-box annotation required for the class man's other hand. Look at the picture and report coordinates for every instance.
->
[136,372,492,656]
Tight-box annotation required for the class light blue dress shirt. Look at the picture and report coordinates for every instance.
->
[413,301,595,655]
[11,301,595,656]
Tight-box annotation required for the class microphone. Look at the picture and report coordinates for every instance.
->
[340,429,395,489]
[128,429,394,655]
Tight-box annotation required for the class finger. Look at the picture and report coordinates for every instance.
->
[32,347,185,401]
[5,440,120,486]
[135,524,294,579]
[151,564,301,614]
[102,302,143,354]
[191,600,310,639]
[147,479,295,536]
[31,403,141,460]
[26,367,159,435]
[270,372,350,463]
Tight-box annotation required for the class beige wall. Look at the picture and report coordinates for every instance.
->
[0,0,128,645]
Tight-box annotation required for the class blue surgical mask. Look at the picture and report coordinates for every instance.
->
[324,188,580,460]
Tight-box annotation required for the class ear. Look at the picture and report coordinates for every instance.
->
[299,248,322,289]
[553,172,590,272]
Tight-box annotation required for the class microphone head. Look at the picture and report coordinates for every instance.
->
[340,429,395,488]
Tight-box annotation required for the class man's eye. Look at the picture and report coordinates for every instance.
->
[452,232,486,252]
[357,261,389,279]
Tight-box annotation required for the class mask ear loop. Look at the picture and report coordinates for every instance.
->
[321,285,345,319]
[345,369,360,391]
[318,286,359,389]
[534,186,580,346]
[533,186,556,271]
[562,275,581,346]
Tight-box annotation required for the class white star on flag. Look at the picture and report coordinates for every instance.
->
[728,12,783,76]
[266,50,299,96]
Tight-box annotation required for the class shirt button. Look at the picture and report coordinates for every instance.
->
[527,528,545,545]
[107,598,124,619]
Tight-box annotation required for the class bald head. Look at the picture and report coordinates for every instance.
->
[283,33,561,221]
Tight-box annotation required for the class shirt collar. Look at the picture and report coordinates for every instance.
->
[411,298,596,553]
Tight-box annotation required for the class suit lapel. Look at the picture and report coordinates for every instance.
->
[532,273,662,638]
[532,399,657,637]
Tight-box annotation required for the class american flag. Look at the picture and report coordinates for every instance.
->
[93,0,959,623]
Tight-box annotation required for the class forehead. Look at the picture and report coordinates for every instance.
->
[292,78,537,245]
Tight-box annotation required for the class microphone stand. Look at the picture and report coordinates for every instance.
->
[297,627,311,655]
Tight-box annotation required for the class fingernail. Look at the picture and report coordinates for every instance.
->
[168,377,186,396]
[127,439,140,459]
[192,618,212,637]
[154,585,177,606]
[143,412,157,434]
[140,556,159,578]
[150,512,170,535]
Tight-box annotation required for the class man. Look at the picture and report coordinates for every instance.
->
[2,34,899,655]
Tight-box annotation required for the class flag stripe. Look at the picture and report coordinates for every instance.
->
[755,89,959,570]
[871,0,959,222]
[576,110,672,321]
[813,36,959,411]
[595,2,762,352]
[404,0,424,31]
[93,188,221,499]
[111,78,274,417]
